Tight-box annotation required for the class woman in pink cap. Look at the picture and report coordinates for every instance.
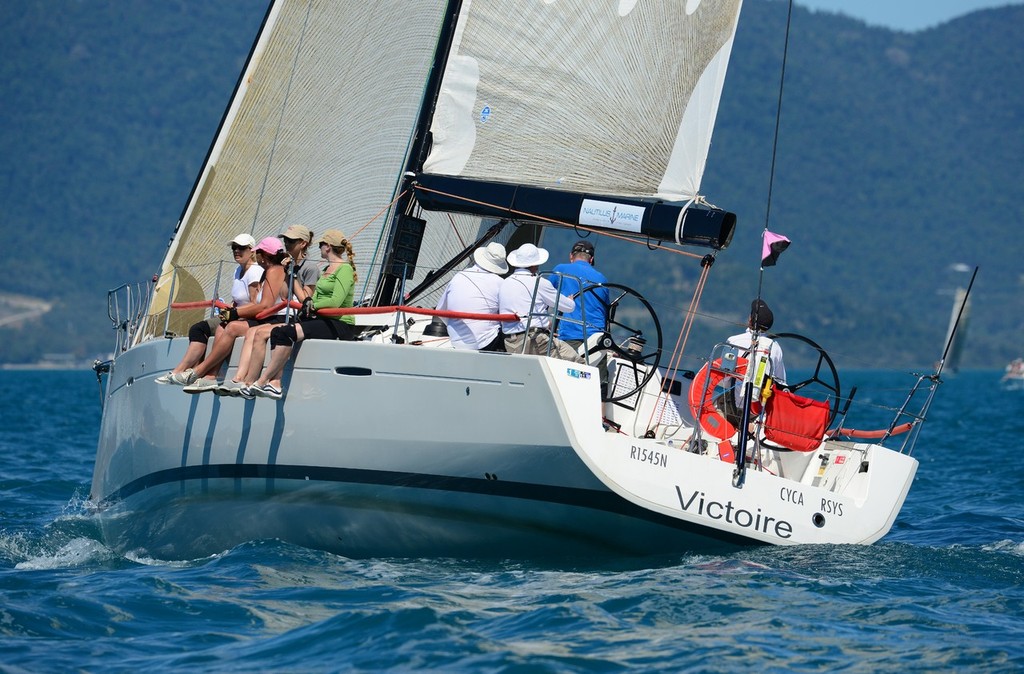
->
[216,224,319,395]
[168,236,291,391]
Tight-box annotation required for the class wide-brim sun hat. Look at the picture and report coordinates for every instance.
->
[230,233,256,248]
[473,242,508,274]
[255,236,285,256]
[507,243,548,268]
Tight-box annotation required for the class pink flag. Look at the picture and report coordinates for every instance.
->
[761,230,791,267]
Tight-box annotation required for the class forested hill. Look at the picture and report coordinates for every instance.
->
[0,1,1020,367]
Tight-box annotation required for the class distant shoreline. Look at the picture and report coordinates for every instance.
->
[0,363,95,371]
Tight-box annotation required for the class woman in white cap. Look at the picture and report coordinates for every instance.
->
[173,237,291,391]
[435,241,508,351]
[156,233,262,384]
[498,243,581,362]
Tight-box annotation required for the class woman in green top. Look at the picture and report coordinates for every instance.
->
[247,229,359,399]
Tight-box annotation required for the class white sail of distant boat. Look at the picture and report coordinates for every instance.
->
[942,287,971,373]
[90,0,943,560]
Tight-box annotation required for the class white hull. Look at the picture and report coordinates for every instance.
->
[1001,374,1024,391]
[91,334,918,559]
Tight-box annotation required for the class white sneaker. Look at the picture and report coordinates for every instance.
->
[182,378,219,394]
[214,382,243,397]
[155,372,174,385]
[167,369,198,386]
[252,383,284,400]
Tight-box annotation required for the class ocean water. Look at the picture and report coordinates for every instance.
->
[1,369,1022,672]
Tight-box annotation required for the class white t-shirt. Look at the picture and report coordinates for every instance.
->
[726,328,786,405]
[231,264,263,306]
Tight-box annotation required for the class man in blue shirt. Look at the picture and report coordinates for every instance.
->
[552,240,610,350]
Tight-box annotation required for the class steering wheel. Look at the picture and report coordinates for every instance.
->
[576,282,663,403]
[771,332,842,426]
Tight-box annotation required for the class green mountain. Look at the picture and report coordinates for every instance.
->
[0,1,1020,368]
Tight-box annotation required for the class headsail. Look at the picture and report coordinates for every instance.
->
[140,1,454,341]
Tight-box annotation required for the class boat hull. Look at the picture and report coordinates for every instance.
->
[92,335,919,559]
[91,338,753,559]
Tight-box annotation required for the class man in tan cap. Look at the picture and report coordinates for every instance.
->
[279,224,319,301]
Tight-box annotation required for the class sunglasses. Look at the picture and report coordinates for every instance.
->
[230,244,250,252]
[281,236,302,245]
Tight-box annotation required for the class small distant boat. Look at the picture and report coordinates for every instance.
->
[1002,359,1024,390]
[89,1,945,560]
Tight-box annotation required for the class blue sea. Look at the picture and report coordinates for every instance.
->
[1,369,1022,672]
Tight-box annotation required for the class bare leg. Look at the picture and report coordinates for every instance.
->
[256,324,305,390]
[193,321,249,379]
[234,323,271,383]
[237,324,274,384]
[171,341,208,374]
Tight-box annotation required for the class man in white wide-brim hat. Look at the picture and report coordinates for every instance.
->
[435,241,510,351]
[498,243,582,362]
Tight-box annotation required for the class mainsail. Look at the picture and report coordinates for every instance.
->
[406,0,744,301]
[423,0,743,199]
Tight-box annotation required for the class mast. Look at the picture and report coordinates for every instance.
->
[372,0,465,307]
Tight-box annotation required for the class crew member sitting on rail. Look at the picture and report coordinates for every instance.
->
[157,232,262,386]
[221,224,320,394]
[174,236,291,392]
[247,229,359,400]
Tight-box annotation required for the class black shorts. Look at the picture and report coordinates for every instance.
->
[300,317,359,341]
[247,315,287,328]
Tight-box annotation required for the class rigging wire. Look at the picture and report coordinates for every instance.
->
[755,0,795,302]
[739,0,796,487]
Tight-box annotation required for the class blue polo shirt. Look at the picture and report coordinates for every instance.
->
[551,260,609,341]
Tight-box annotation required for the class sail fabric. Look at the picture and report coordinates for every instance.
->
[423,0,744,202]
[140,1,452,341]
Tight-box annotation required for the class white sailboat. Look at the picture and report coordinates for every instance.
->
[1001,358,1024,390]
[90,0,941,560]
